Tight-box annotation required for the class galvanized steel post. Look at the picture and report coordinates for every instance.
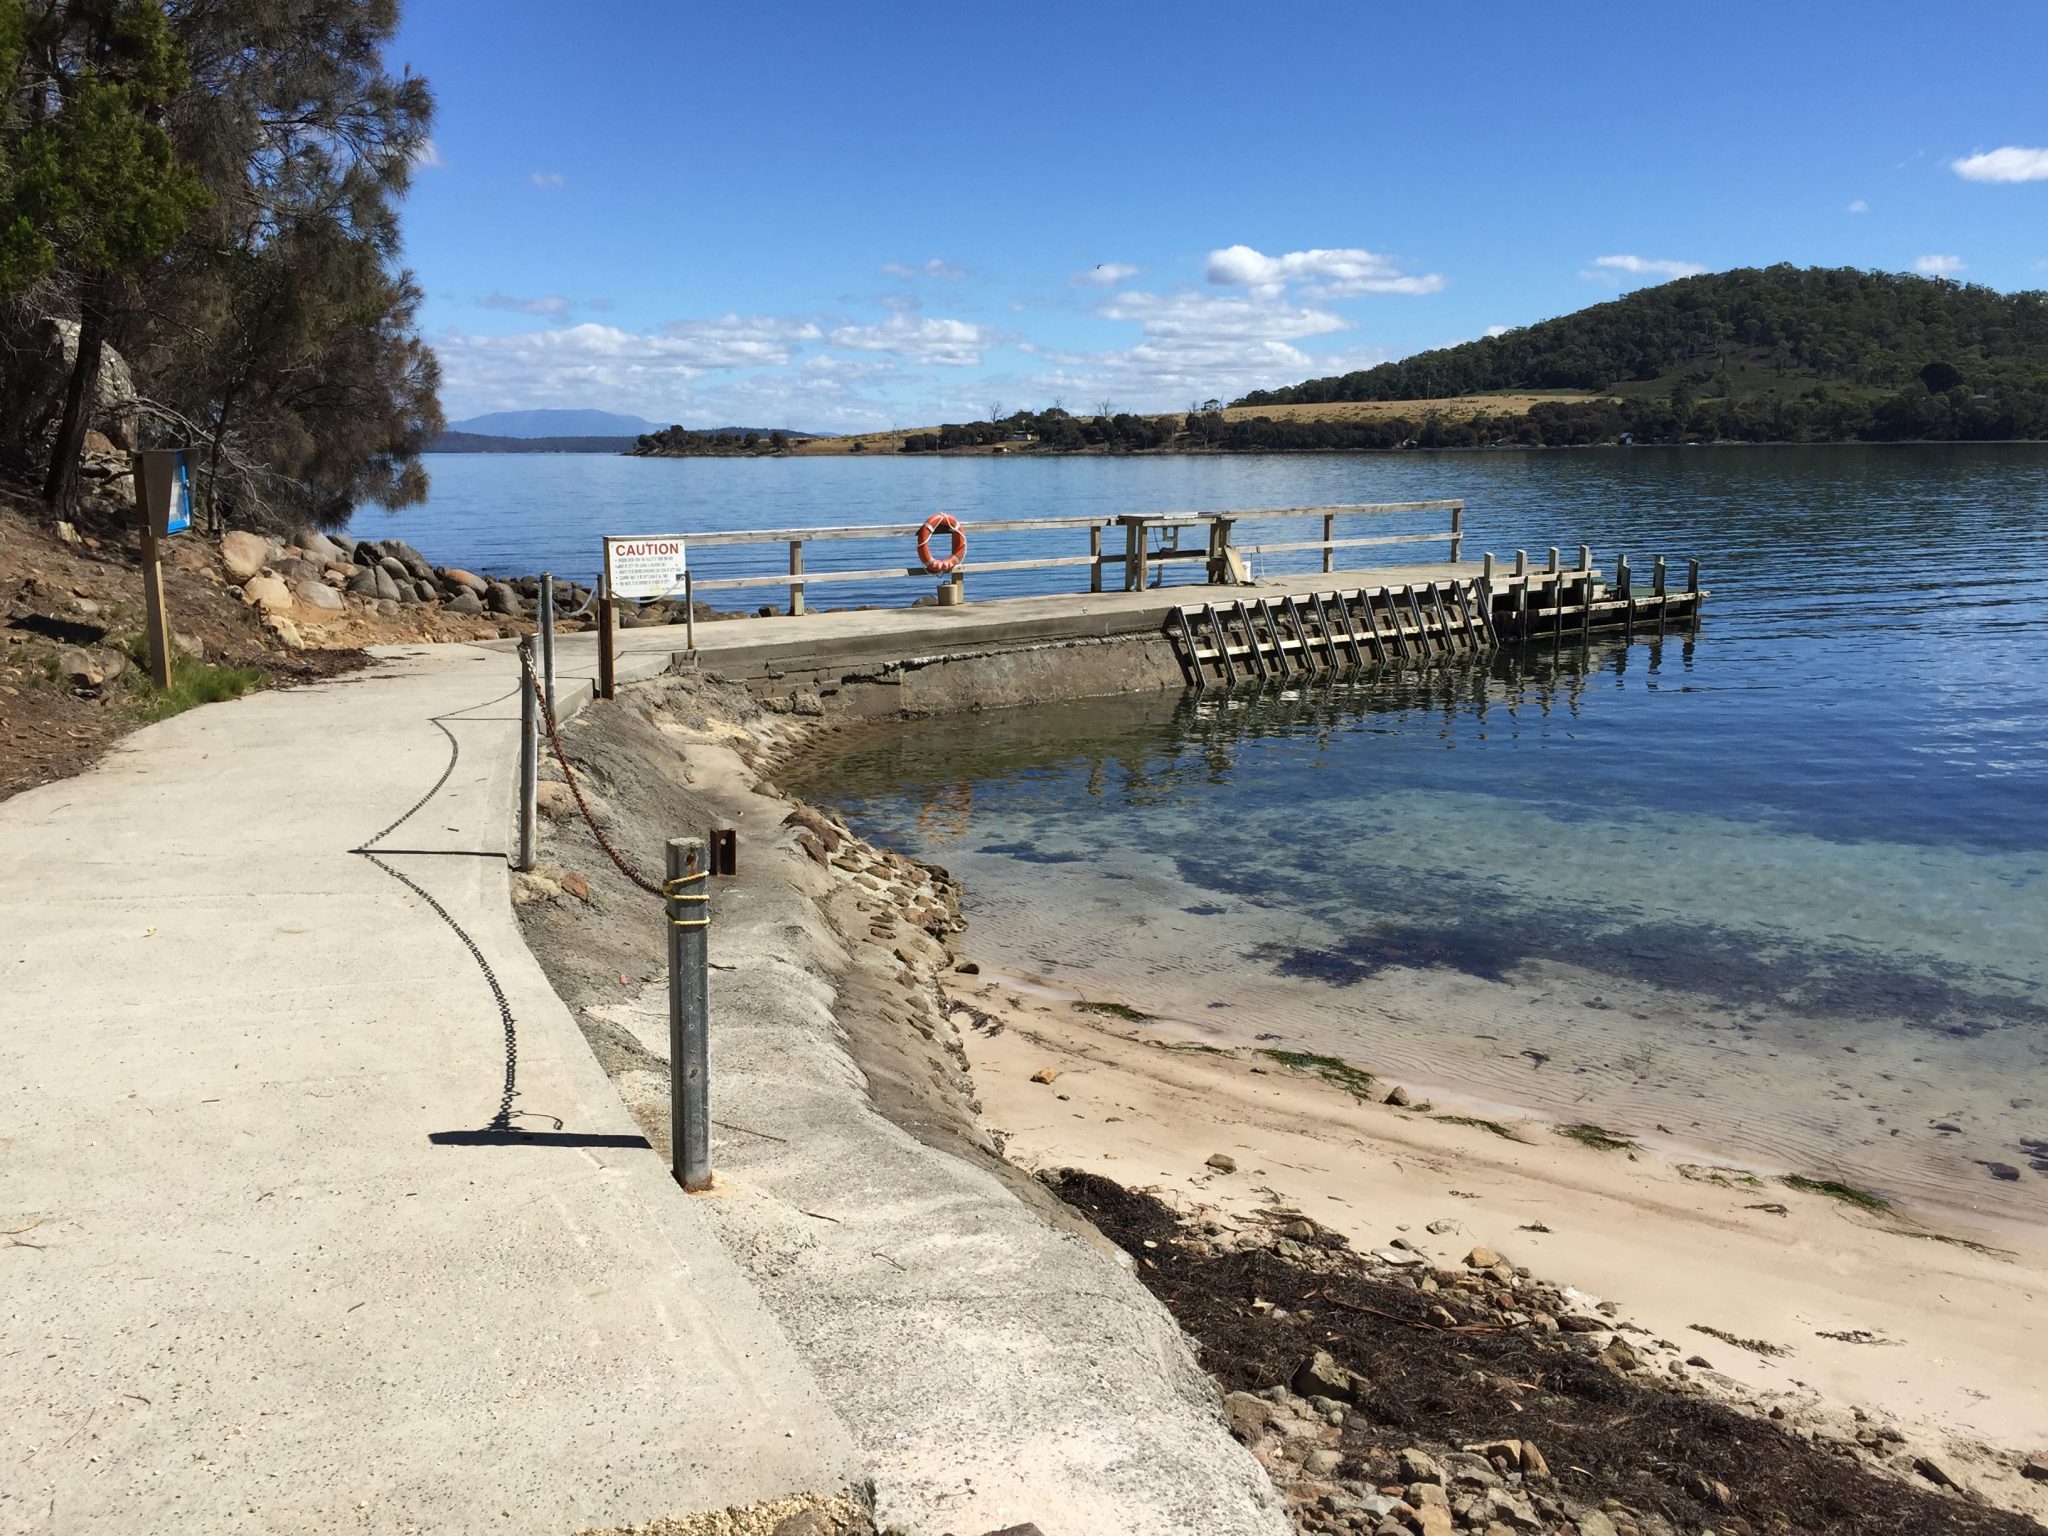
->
[666,837,712,1191]
[516,636,537,873]
[537,572,556,715]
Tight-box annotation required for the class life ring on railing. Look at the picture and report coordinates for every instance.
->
[917,513,967,575]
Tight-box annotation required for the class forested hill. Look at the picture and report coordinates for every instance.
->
[1234,266,2048,445]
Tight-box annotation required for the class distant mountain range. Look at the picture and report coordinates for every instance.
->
[446,408,663,438]
[429,431,643,454]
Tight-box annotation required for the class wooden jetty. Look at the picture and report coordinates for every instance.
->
[1161,547,1706,689]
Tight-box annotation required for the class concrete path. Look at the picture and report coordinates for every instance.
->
[0,643,854,1535]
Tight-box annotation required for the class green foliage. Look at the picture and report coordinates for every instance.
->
[634,425,789,457]
[128,658,267,721]
[1234,267,2048,445]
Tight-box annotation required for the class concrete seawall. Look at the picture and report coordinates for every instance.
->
[512,672,1291,1534]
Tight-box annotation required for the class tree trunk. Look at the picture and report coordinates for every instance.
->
[42,285,110,517]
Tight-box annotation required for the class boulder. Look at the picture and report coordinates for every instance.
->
[1399,1448,1443,1485]
[441,567,486,592]
[484,582,521,615]
[411,579,436,604]
[376,555,411,581]
[1292,1348,1357,1402]
[1913,1454,1963,1491]
[1220,1390,1273,1442]
[293,578,344,613]
[295,529,345,565]
[445,589,483,616]
[370,566,402,602]
[1205,1152,1237,1174]
[243,574,293,613]
[264,613,303,649]
[57,646,104,688]
[345,570,381,599]
[6,317,141,449]
[221,530,271,582]
[1465,1245,1501,1269]
[353,542,380,566]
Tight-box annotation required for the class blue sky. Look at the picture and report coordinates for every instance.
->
[396,0,2048,430]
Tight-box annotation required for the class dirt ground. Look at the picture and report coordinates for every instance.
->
[0,477,533,803]
[0,485,364,800]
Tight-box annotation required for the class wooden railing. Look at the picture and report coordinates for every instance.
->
[676,500,1465,613]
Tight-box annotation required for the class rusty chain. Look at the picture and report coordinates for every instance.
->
[520,652,664,896]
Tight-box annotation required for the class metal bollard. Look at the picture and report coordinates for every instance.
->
[516,637,537,873]
[684,571,697,655]
[538,573,556,715]
[665,837,712,1191]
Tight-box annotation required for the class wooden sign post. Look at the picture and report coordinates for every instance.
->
[132,449,193,690]
[598,534,688,702]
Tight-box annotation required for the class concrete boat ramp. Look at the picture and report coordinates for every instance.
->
[0,554,1696,1534]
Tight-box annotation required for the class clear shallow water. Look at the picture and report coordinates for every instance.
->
[361,445,2048,1212]
[766,445,2048,1216]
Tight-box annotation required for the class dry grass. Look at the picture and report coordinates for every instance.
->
[784,392,1605,454]
[1220,393,1603,424]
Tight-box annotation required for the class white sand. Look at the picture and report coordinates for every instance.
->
[950,969,2048,1520]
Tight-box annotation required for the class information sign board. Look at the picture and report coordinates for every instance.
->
[603,535,688,600]
[137,448,192,536]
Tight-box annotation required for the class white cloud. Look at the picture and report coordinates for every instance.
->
[1913,254,1966,275]
[881,258,967,280]
[480,292,571,319]
[1073,262,1144,286]
[1483,324,1512,338]
[530,170,566,190]
[1205,244,1443,298]
[1581,254,1708,284]
[1952,147,2048,184]
[435,315,827,416]
[1010,287,1362,409]
[825,313,993,365]
[1846,198,1869,213]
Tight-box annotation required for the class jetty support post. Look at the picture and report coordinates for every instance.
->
[789,539,805,617]
[1323,510,1336,574]
[516,637,537,872]
[1123,517,1146,592]
[1089,525,1103,593]
[1450,503,1464,563]
[666,837,712,1192]
[597,574,616,700]
[685,571,697,653]
[538,573,556,714]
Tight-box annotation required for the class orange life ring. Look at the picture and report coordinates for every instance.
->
[917,513,966,575]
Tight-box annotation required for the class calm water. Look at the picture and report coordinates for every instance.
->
[364,447,2048,1213]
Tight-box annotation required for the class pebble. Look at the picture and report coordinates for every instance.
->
[1205,1152,1238,1174]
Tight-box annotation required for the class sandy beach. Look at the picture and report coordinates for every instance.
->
[946,964,2048,1520]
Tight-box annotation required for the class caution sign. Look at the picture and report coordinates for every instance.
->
[603,535,688,600]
